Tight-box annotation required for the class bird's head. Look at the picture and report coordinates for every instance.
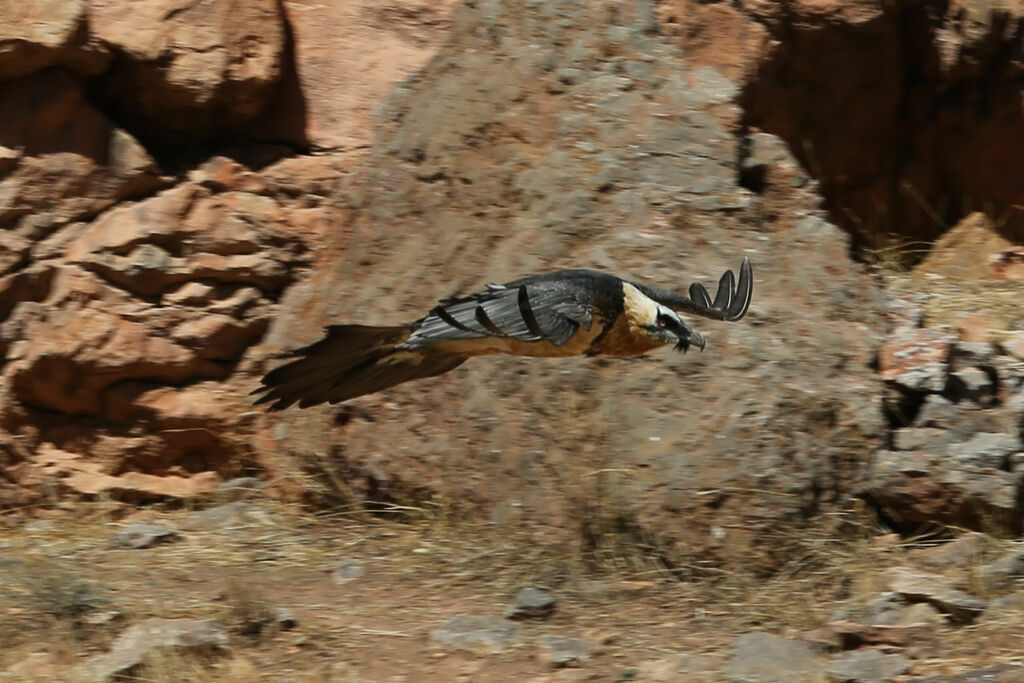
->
[643,305,705,353]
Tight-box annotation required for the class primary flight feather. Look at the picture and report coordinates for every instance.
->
[254,257,753,410]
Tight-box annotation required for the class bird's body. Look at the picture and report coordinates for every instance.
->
[254,259,752,411]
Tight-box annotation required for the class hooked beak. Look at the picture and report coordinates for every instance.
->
[673,327,705,353]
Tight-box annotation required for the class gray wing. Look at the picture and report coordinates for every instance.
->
[404,281,594,349]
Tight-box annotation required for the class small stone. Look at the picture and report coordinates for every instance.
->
[537,635,595,668]
[23,519,56,533]
[894,362,949,393]
[727,632,824,682]
[82,609,124,626]
[73,618,228,681]
[896,602,945,625]
[946,367,996,406]
[107,523,181,550]
[635,653,720,681]
[983,547,1024,581]
[586,74,633,93]
[886,567,988,623]
[870,533,902,547]
[861,592,909,626]
[887,296,925,328]
[892,427,951,452]
[878,328,955,392]
[179,502,263,531]
[415,164,445,182]
[827,647,911,683]
[815,621,938,654]
[274,607,297,630]
[948,432,1022,469]
[909,664,1024,682]
[431,614,520,654]
[506,587,556,620]
[912,532,993,569]
[983,590,1024,618]
[914,395,959,428]
[332,558,365,584]
[164,282,216,306]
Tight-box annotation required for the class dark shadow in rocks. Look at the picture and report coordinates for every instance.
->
[740,3,1024,255]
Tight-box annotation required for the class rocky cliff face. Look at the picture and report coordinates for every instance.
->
[2,0,1023,573]
[662,0,1024,247]
[0,0,456,503]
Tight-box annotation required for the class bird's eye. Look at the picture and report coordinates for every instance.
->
[656,315,667,328]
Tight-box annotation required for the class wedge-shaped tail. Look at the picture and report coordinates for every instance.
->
[252,325,466,411]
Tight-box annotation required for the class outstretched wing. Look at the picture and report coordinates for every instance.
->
[404,278,596,349]
[634,257,753,322]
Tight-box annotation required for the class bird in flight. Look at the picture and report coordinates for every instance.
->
[254,258,752,411]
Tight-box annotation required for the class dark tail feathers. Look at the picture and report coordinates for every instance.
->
[253,325,466,411]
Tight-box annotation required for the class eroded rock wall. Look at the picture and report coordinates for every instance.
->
[661,0,1024,247]
[0,0,457,504]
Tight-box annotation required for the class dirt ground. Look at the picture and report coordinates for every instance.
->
[2,500,1024,682]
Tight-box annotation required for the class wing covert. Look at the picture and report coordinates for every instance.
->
[405,280,595,349]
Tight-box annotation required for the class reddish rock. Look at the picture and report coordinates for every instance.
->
[916,213,1017,280]
[809,620,939,653]
[877,327,955,392]
[0,0,109,80]
[1,153,318,493]
[282,0,459,151]
[0,69,167,237]
[28,445,220,500]
[863,450,1021,533]
[886,567,988,622]
[89,0,286,143]
[657,1,769,82]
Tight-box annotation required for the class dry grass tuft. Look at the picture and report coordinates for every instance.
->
[221,578,279,638]
[133,646,225,683]
[8,559,111,629]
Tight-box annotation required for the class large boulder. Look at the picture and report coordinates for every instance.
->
[252,0,887,571]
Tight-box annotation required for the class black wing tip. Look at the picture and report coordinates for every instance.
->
[689,282,713,309]
[251,385,293,411]
[689,256,752,322]
[726,256,752,321]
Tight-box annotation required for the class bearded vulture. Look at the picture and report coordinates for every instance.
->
[254,258,752,410]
